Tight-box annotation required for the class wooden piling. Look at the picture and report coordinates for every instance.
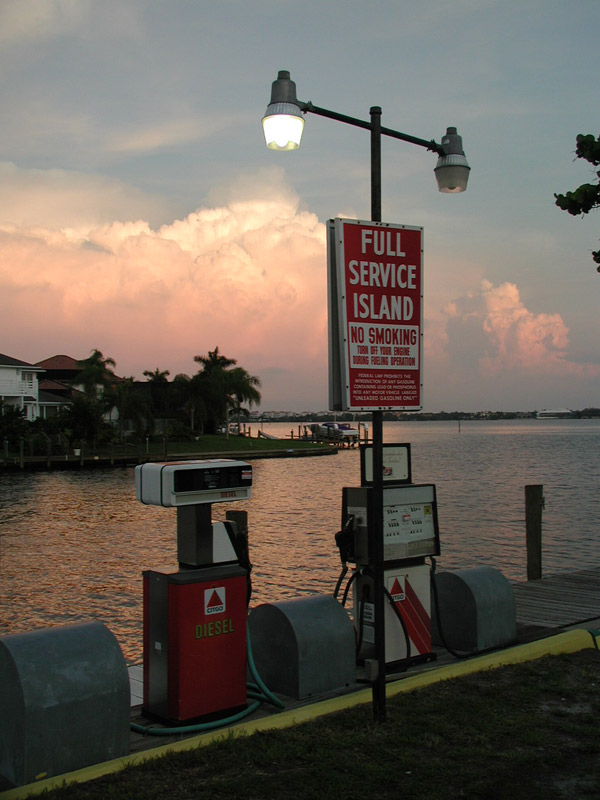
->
[525,484,544,581]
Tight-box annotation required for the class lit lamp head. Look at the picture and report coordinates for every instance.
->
[262,70,305,151]
[434,127,470,193]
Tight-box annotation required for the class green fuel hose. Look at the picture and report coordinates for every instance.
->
[131,622,284,736]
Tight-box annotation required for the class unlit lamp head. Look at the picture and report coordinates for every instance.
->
[262,70,305,150]
[434,127,470,193]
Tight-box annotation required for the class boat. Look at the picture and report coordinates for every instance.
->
[309,422,360,444]
[535,408,574,419]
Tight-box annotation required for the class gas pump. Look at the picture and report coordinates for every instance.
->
[336,444,440,670]
[135,459,253,724]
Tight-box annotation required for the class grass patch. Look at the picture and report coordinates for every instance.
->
[35,649,600,799]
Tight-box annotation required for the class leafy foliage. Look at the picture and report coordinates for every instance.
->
[4,347,262,451]
[58,394,112,446]
[0,402,28,445]
[191,347,262,434]
[106,376,150,441]
[77,349,117,397]
[554,133,600,270]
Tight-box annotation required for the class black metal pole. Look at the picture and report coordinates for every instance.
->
[369,106,386,722]
[298,101,444,155]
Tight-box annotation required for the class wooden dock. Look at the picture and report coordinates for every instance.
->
[512,567,600,632]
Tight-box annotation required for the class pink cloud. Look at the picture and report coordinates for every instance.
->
[0,182,328,408]
[1,165,597,412]
[438,279,600,380]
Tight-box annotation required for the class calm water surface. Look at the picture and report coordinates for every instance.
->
[1,419,598,663]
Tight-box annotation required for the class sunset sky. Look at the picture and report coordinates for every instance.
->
[1,0,598,412]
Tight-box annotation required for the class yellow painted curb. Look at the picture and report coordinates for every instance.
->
[386,628,596,698]
[2,627,596,799]
[588,629,600,651]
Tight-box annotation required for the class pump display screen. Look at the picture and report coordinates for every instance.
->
[383,501,436,556]
[342,483,440,563]
[173,465,252,493]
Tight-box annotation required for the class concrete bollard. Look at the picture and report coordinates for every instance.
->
[248,594,356,699]
[432,566,516,653]
[0,621,130,787]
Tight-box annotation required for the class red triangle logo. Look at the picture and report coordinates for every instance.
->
[391,578,403,596]
[207,589,222,608]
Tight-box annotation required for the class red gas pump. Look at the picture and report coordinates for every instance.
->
[136,460,252,723]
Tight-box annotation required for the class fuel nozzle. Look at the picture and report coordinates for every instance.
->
[335,515,355,565]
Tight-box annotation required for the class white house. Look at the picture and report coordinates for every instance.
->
[0,353,44,421]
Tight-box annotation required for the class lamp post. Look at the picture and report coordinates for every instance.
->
[262,70,469,721]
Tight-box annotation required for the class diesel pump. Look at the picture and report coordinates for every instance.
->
[135,459,281,726]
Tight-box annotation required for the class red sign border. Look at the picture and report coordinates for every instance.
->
[327,218,423,412]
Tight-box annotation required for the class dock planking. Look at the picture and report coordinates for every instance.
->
[512,567,600,629]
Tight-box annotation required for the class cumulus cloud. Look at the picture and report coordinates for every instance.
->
[423,279,600,410]
[444,280,599,378]
[1,162,597,411]
[0,168,328,409]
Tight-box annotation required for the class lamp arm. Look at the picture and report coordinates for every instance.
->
[298,100,444,155]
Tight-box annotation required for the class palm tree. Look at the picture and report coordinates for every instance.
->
[143,368,171,422]
[143,368,170,382]
[193,347,237,375]
[171,373,207,433]
[107,377,150,442]
[193,348,238,434]
[185,348,263,435]
[226,367,262,431]
[77,349,117,399]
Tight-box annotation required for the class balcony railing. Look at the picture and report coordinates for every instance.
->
[0,378,37,396]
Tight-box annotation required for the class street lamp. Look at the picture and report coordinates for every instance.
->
[262,69,469,721]
[263,70,470,192]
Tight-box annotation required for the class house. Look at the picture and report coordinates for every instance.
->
[0,352,126,423]
[38,380,74,419]
[35,353,123,423]
[35,354,82,384]
[0,354,45,421]
[32,355,84,419]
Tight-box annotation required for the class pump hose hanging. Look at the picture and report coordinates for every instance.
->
[382,583,411,663]
[429,557,484,660]
[349,567,412,665]
[333,564,349,600]
[341,569,358,607]
[358,566,412,662]
[130,623,284,736]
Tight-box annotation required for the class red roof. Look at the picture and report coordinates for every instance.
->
[39,378,73,391]
[35,353,123,382]
[0,353,42,369]
[35,354,81,370]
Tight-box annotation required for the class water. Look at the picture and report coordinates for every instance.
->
[1,420,599,663]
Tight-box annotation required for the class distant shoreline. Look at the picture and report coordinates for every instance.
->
[254,410,599,422]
